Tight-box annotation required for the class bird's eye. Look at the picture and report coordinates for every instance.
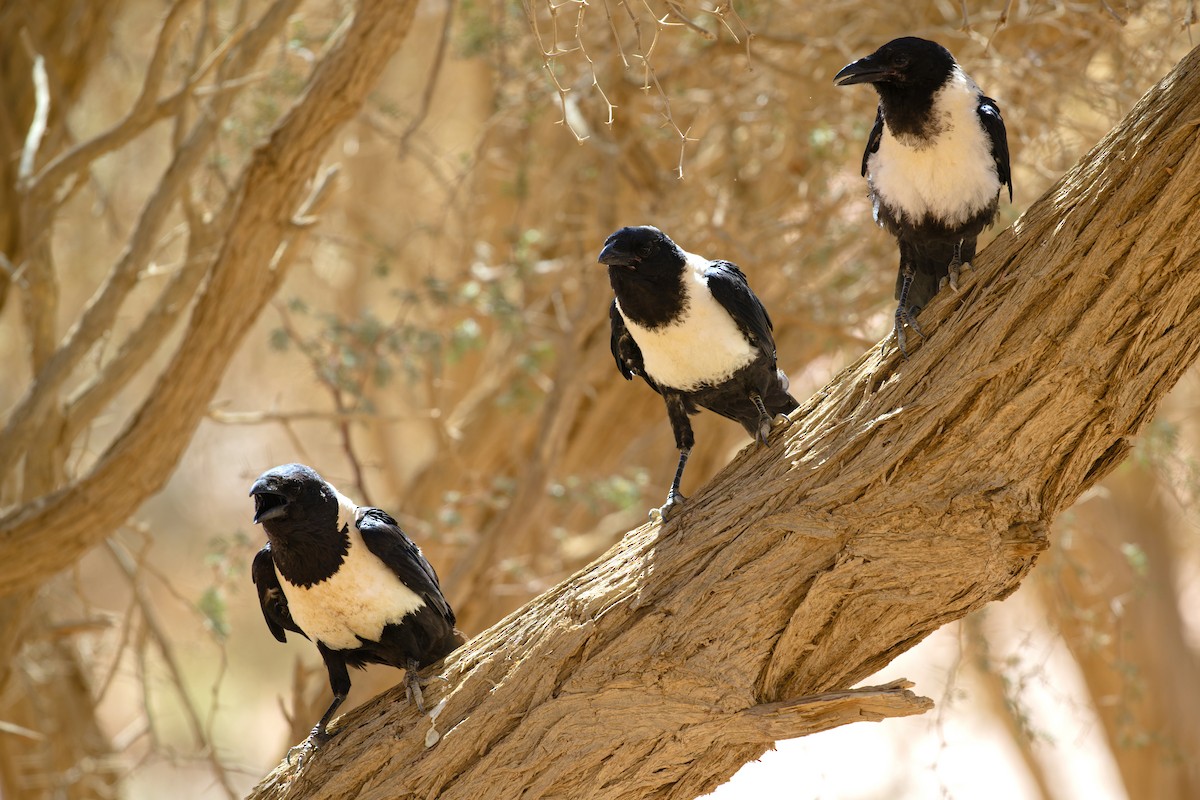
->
[893,55,910,68]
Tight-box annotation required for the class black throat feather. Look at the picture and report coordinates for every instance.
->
[264,507,351,589]
[608,265,688,330]
[876,86,943,141]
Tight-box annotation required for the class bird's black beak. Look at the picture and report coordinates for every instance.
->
[250,479,289,524]
[834,55,890,86]
[598,241,638,269]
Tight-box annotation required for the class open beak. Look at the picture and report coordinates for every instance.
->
[834,55,890,86]
[250,479,289,524]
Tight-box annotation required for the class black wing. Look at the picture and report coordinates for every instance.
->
[705,260,777,361]
[977,96,1012,202]
[357,509,456,625]
[251,545,305,643]
[861,105,884,177]
[609,300,659,392]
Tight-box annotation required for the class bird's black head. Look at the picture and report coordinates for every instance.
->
[249,463,337,534]
[598,225,682,269]
[834,37,957,98]
[597,225,691,297]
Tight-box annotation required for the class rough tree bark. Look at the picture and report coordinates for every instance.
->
[247,44,1200,800]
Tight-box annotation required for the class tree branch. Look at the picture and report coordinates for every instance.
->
[247,44,1200,800]
[0,0,420,594]
[0,0,301,489]
[22,0,204,204]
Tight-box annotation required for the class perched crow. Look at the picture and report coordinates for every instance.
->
[835,36,1012,356]
[249,463,462,756]
[599,225,799,520]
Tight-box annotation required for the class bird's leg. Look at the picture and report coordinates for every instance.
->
[894,253,926,359]
[652,395,693,521]
[749,391,772,445]
[404,658,427,714]
[289,647,351,766]
[653,447,691,522]
[947,239,967,292]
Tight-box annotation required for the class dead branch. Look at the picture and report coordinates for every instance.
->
[247,44,1200,800]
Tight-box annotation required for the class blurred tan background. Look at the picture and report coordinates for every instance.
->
[0,0,1197,797]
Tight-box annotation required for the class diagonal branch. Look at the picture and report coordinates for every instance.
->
[23,0,204,204]
[247,44,1200,800]
[0,0,300,489]
[0,0,419,594]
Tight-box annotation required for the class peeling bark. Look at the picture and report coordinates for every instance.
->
[248,44,1200,800]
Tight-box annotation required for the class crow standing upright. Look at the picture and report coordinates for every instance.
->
[249,463,463,758]
[599,225,799,520]
[835,36,1012,356]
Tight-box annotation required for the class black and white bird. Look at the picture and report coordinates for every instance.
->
[599,225,799,520]
[835,36,1012,357]
[249,463,463,756]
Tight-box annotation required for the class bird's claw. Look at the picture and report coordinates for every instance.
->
[772,412,793,428]
[650,493,686,522]
[893,305,926,359]
[755,423,771,447]
[286,730,329,767]
[404,667,427,714]
[947,259,971,292]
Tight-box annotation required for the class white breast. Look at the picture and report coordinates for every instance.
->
[278,493,425,651]
[620,251,757,392]
[869,68,1000,227]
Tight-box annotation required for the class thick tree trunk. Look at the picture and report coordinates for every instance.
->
[246,44,1200,800]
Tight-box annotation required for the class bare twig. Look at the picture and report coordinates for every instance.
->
[0,0,302,489]
[398,0,456,155]
[24,0,213,204]
[208,408,435,425]
[1100,0,1127,25]
[106,538,239,800]
[17,41,50,182]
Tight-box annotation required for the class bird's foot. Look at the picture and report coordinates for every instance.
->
[755,419,771,446]
[286,728,331,767]
[750,392,772,446]
[893,305,926,359]
[946,258,972,292]
[649,492,686,522]
[755,412,791,445]
[404,663,427,714]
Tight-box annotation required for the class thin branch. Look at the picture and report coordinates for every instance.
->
[398,0,455,155]
[24,0,212,204]
[106,538,238,800]
[665,2,715,40]
[0,0,422,597]
[717,680,934,741]
[207,408,435,425]
[17,40,49,182]
[1100,0,1127,25]
[0,0,302,489]
[63,222,217,439]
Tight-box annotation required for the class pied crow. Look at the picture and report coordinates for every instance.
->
[599,225,799,520]
[835,36,1012,357]
[250,463,463,757]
